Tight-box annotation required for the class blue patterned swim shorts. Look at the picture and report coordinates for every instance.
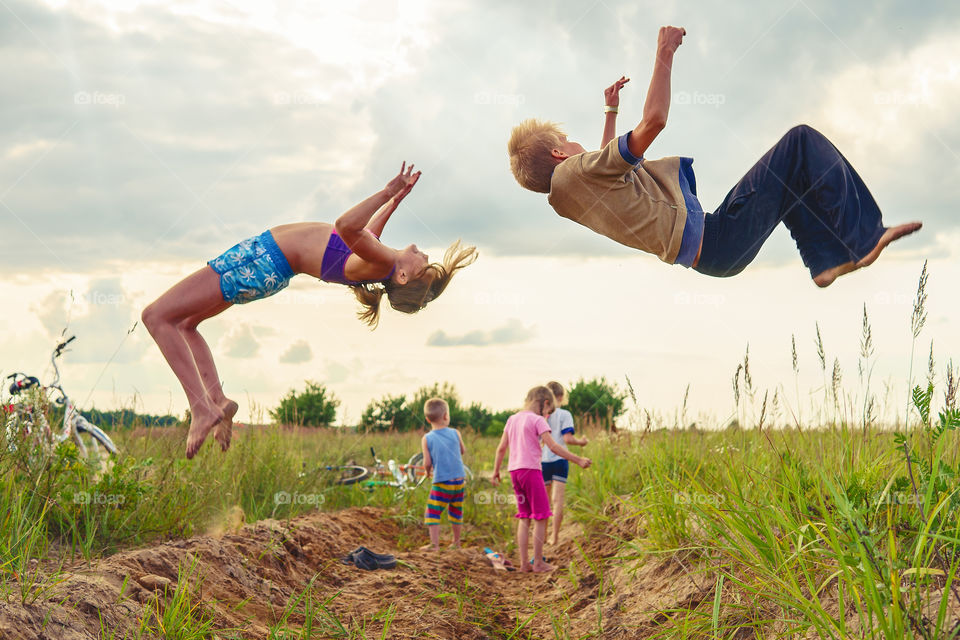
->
[207,230,295,304]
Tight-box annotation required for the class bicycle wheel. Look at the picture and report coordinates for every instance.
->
[408,451,473,483]
[75,417,119,457]
[332,465,370,485]
[406,452,424,484]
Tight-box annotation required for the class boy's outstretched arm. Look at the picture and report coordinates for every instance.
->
[601,76,629,148]
[627,26,685,160]
[563,433,588,447]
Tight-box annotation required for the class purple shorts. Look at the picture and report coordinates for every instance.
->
[510,468,552,520]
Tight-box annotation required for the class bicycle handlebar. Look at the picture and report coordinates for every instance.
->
[49,335,76,388]
[54,336,76,358]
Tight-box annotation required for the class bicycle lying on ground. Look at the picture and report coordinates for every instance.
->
[314,447,474,498]
[3,336,118,467]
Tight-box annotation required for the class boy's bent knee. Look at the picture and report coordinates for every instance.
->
[785,123,823,142]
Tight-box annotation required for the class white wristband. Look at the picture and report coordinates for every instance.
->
[604,105,619,114]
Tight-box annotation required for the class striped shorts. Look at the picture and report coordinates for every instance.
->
[424,479,465,525]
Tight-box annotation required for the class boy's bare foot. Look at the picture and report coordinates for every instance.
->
[812,222,923,288]
[419,543,440,551]
[855,222,923,268]
[186,405,224,459]
[812,261,856,288]
[531,561,555,573]
[213,399,239,452]
[449,542,461,549]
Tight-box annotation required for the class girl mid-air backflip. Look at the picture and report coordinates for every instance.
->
[142,164,477,458]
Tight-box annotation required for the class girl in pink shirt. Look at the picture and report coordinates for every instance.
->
[492,386,591,573]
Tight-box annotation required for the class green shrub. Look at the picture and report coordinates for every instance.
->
[271,381,339,426]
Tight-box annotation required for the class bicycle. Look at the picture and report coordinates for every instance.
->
[314,462,371,485]
[406,450,474,483]
[3,336,118,467]
[360,447,429,493]
[364,447,474,492]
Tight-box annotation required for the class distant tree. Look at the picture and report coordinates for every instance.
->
[566,377,627,429]
[360,383,513,434]
[47,406,179,430]
[360,394,415,432]
[481,409,515,437]
[465,401,494,433]
[271,381,339,426]
[411,382,469,428]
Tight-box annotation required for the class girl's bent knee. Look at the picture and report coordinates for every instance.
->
[141,304,159,331]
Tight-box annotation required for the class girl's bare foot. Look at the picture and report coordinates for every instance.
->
[186,404,224,459]
[213,399,239,452]
[531,561,555,573]
[856,222,923,268]
[449,542,461,549]
[419,543,440,551]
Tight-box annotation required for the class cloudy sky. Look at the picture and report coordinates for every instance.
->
[1,0,958,428]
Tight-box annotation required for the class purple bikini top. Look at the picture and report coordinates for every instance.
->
[320,230,396,285]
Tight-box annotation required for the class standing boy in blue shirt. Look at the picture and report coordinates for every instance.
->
[421,398,467,551]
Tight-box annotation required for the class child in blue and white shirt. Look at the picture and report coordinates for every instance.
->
[541,381,588,546]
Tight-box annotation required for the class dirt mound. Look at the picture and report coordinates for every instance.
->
[0,506,713,639]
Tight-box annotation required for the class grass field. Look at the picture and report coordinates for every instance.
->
[1,266,958,638]
[1,407,958,638]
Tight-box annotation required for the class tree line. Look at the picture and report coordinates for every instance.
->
[271,378,627,434]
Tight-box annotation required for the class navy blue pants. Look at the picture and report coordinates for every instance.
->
[694,125,886,278]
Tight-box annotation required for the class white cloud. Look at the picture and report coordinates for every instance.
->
[2,0,959,427]
[427,318,535,347]
[818,33,960,162]
[220,324,260,359]
[279,339,312,364]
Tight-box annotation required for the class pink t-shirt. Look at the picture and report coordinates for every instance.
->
[505,411,552,471]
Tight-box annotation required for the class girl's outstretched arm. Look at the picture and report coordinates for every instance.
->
[335,163,421,265]
[542,433,591,468]
[364,170,420,237]
[491,430,509,485]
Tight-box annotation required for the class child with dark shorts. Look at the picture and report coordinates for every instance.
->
[541,381,588,546]
[492,386,591,573]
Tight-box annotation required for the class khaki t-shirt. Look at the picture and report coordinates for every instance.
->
[547,137,688,264]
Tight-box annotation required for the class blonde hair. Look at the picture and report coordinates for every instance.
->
[349,240,478,328]
[546,381,564,403]
[508,119,565,194]
[424,397,448,423]
[524,385,556,417]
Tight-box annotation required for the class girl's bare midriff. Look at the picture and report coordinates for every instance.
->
[270,222,393,282]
